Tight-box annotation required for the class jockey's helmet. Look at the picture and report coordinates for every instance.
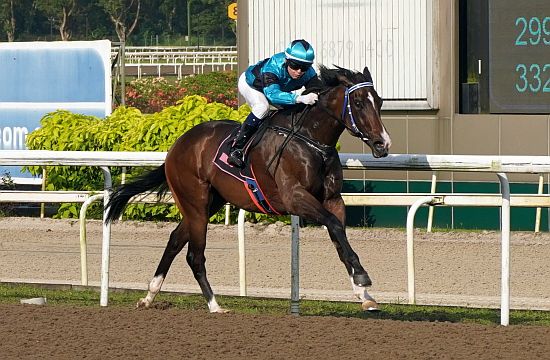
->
[284,39,315,64]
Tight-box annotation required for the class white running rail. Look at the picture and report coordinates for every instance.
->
[2,151,550,326]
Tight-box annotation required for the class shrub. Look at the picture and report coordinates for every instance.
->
[25,96,270,222]
[125,71,238,113]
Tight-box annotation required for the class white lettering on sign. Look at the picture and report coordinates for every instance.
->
[0,127,29,150]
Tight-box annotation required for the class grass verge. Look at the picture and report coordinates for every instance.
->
[1,283,549,326]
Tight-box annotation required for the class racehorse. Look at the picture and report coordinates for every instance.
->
[106,65,391,312]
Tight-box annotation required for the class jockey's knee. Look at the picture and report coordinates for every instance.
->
[251,104,269,119]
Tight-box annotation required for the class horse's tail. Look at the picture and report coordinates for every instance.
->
[105,164,168,223]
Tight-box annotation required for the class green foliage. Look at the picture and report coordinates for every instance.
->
[125,71,238,113]
[97,0,140,42]
[0,172,16,217]
[5,0,237,45]
[26,95,252,222]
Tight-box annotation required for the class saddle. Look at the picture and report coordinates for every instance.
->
[212,121,281,215]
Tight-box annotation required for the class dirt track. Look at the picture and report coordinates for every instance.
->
[2,303,550,360]
[1,217,550,309]
[2,217,550,359]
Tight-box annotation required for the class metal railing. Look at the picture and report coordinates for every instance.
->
[3,150,550,326]
[111,45,238,79]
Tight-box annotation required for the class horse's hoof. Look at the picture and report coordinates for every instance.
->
[353,273,372,287]
[211,307,231,314]
[136,298,150,309]
[361,300,380,312]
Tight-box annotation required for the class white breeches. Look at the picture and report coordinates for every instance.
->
[238,73,270,118]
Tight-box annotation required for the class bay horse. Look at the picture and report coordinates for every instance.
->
[106,65,391,312]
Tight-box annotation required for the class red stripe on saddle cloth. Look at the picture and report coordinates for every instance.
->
[212,132,281,215]
[246,165,281,215]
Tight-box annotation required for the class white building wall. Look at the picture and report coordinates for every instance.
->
[246,0,437,110]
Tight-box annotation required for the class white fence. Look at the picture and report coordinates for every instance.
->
[3,150,550,326]
[112,46,238,78]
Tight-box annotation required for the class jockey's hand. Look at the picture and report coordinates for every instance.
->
[296,93,318,105]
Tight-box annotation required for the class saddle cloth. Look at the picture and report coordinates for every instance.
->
[213,127,281,215]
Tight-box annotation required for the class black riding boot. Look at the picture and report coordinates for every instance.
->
[227,123,257,168]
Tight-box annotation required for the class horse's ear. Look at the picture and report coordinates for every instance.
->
[363,67,373,83]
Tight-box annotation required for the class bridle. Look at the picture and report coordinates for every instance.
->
[265,81,379,169]
[339,82,375,142]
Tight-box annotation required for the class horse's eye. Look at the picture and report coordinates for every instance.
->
[354,100,364,108]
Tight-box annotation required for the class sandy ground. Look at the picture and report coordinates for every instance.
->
[1,217,550,310]
[2,217,550,359]
[2,303,550,360]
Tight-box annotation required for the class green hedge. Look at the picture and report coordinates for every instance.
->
[25,95,264,222]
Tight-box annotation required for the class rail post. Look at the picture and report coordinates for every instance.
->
[290,215,300,315]
[497,173,510,326]
[238,209,247,296]
[100,167,112,307]
[79,194,104,286]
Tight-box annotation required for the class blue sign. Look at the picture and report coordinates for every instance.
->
[0,40,111,183]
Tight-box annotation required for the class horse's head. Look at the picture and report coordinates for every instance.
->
[318,65,391,158]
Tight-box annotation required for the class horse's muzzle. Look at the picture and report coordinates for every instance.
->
[370,140,389,158]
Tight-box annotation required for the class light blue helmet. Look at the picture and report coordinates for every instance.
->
[284,39,315,64]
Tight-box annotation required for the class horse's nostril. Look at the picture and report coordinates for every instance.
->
[374,141,384,150]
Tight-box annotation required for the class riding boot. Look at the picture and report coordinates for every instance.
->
[227,121,258,168]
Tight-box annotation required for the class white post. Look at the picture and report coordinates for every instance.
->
[119,167,126,221]
[79,194,104,286]
[535,174,543,233]
[100,167,112,307]
[406,196,436,304]
[497,173,511,326]
[225,204,231,225]
[427,172,437,232]
[40,168,47,219]
[238,209,246,296]
[290,215,300,315]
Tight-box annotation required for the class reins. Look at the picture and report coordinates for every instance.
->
[264,81,373,171]
[265,105,312,171]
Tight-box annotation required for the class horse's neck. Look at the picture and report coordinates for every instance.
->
[269,103,344,147]
[299,107,344,147]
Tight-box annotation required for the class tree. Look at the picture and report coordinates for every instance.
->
[0,0,16,41]
[159,0,178,33]
[99,0,141,43]
[191,0,236,45]
[34,0,78,41]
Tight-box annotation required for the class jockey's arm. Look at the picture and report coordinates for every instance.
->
[262,83,299,106]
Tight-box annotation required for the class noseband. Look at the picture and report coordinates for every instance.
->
[340,82,374,142]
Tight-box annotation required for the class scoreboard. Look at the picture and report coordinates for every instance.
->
[489,0,550,113]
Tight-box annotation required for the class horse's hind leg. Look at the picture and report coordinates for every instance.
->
[137,221,189,308]
[174,187,227,313]
[185,219,227,313]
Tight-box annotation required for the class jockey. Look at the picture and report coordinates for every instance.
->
[227,39,321,168]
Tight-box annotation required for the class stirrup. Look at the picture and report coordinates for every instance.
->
[227,149,244,168]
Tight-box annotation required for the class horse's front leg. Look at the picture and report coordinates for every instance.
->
[285,190,371,284]
[323,197,379,311]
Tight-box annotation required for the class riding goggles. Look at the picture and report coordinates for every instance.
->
[287,59,311,72]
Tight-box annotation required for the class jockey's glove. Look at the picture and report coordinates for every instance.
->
[296,93,318,105]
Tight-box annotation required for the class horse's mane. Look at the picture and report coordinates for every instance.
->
[304,65,370,94]
[319,65,369,87]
